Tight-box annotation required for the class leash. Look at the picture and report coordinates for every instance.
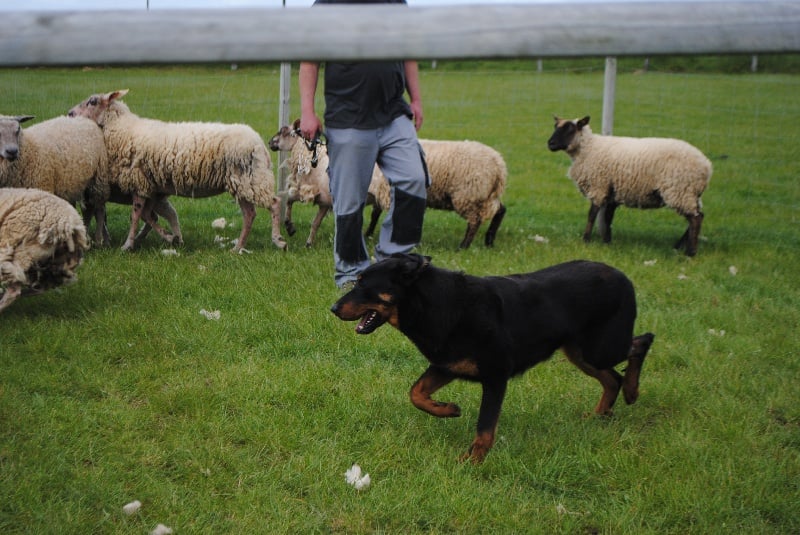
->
[294,128,326,168]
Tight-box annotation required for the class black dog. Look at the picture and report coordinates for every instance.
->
[331,254,654,463]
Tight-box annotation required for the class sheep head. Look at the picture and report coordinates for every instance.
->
[547,115,590,153]
[0,115,35,162]
[68,89,129,127]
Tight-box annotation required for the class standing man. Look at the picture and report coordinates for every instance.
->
[299,0,428,289]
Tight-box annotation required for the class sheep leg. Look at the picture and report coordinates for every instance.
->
[284,198,297,237]
[235,197,287,252]
[483,203,506,247]
[268,196,288,251]
[137,197,176,246]
[0,284,23,314]
[596,202,618,243]
[122,195,149,251]
[306,205,330,248]
[676,212,703,257]
[583,203,602,242]
[154,197,183,245]
[364,205,382,238]
[82,201,111,247]
[458,216,482,249]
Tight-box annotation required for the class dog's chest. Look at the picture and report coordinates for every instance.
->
[442,358,480,378]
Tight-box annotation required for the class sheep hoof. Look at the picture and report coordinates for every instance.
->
[285,221,297,236]
[121,240,136,252]
[272,237,288,251]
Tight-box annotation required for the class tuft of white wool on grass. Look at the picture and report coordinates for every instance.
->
[729,265,738,276]
[211,217,227,230]
[199,308,221,320]
[122,500,141,515]
[643,259,657,266]
[161,248,179,256]
[533,234,549,244]
[345,464,371,490]
[150,524,173,535]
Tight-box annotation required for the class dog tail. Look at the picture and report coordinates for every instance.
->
[630,332,655,358]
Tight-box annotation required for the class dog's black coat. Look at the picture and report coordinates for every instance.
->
[331,254,654,462]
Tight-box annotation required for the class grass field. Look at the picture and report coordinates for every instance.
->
[1,62,799,534]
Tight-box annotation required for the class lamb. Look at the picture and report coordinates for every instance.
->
[268,120,331,247]
[0,114,110,246]
[268,120,385,247]
[366,138,507,249]
[67,89,286,252]
[0,188,89,314]
[548,115,712,256]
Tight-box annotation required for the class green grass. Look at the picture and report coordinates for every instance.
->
[1,63,799,534]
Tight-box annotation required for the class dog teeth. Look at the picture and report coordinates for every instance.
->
[357,311,377,333]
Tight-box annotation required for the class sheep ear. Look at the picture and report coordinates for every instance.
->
[15,115,35,124]
[577,116,590,129]
[108,89,129,102]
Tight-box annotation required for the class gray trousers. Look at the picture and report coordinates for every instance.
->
[326,115,427,287]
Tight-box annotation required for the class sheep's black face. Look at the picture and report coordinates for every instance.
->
[548,121,576,152]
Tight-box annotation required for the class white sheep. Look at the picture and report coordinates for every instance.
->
[366,138,507,249]
[0,187,89,313]
[548,115,712,256]
[0,114,111,246]
[268,120,331,247]
[268,120,385,248]
[0,114,179,248]
[67,89,286,252]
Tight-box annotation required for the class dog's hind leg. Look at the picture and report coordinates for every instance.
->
[410,366,461,418]
[562,344,623,415]
[622,333,655,405]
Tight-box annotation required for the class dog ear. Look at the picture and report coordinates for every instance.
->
[398,253,431,282]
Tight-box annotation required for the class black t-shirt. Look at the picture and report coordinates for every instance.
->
[314,0,412,129]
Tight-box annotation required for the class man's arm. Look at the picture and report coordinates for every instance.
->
[299,61,323,140]
[404,60,423,131]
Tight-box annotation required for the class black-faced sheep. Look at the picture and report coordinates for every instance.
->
[0,114,110,246]
[0,188,89,313]
[548,115,712,256]
[68,89,286,252]
[366,139,507,249]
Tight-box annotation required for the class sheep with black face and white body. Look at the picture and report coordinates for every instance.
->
[548,115,712,256]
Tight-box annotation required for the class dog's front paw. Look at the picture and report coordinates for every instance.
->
[459,443,490,464]
[433,401,461,418]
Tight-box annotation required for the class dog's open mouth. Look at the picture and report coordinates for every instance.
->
[356,310,385,334]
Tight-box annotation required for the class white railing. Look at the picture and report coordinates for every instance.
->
[2,2,799,66]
